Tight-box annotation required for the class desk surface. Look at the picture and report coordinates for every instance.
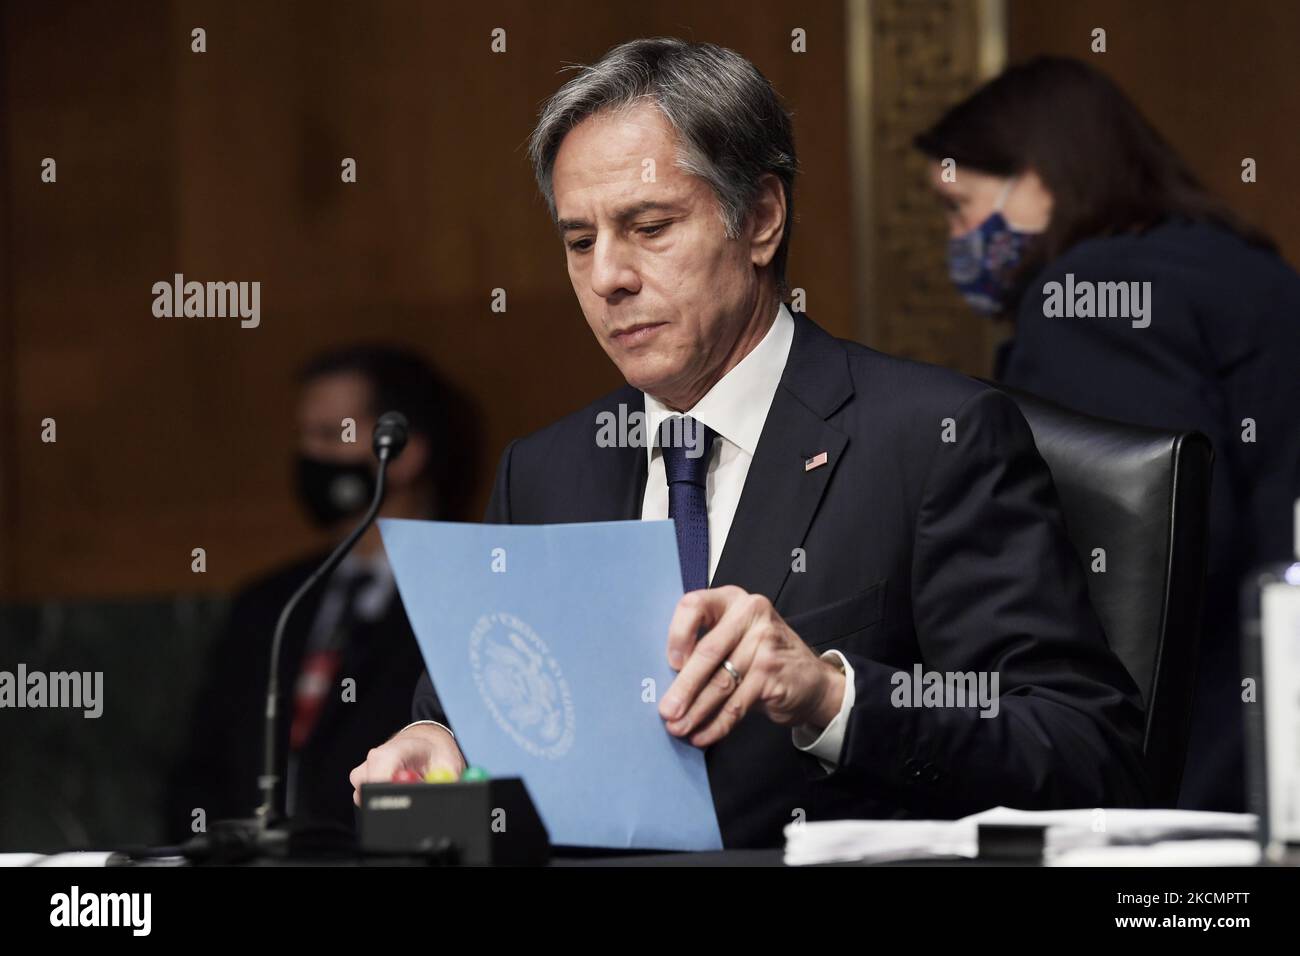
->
[550,848,784,866]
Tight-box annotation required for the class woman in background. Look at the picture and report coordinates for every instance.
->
[915,56,1300,812]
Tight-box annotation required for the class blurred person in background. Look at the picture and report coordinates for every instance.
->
[165,344,478,837]
[915,56,1300,812]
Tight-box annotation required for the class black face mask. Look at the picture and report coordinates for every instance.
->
[295,455,375,528]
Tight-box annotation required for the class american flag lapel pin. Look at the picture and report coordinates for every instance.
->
[804,451,829,472]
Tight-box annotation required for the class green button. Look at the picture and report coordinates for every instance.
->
[461,766,490,782]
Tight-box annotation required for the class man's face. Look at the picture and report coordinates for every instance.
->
[297,371,376,464]
[551,104,763,409]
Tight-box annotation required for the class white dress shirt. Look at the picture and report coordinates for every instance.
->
[411,302,856,771]
[641,303,854,770]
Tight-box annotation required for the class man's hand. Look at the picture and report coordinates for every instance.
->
[348,724,466,806]
[658,586,846,748]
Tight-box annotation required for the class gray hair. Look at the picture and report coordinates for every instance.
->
[528,38,797,293]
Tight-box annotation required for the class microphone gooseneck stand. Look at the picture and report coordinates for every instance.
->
[180,412,410,863]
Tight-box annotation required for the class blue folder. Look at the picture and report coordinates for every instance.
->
[378,517,723,851]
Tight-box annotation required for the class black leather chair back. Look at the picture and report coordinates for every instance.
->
[987,382,1214,805]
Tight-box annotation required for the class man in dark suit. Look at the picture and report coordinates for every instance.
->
[350,38,1148,848]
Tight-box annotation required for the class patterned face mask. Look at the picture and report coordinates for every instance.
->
[947,179,1034,315]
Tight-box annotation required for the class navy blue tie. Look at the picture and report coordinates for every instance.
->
[659,416,717,593]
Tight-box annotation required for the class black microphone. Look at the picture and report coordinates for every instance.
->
[181,411,409,862]
[371,410,409,460]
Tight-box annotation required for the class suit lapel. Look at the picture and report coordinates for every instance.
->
[710,314,854,604]
[591,384,648,521]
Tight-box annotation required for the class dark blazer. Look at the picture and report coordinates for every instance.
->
[414,313,1150,848]
[997,219,1300,812]
[167,553,442,838]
